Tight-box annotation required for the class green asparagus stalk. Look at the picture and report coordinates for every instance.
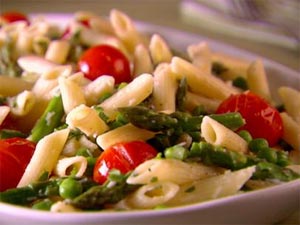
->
[28,94,64,142]
[72,171,138,209]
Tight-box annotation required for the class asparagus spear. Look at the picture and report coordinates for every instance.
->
[28,94,64,142]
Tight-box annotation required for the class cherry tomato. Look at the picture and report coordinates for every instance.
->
[216,91,283,146]
[93,141,158,184]
[0,138,36,191]
[78,44,131,84]
[1,11,29,24]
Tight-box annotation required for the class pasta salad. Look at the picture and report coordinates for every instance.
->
[0,9,299,212]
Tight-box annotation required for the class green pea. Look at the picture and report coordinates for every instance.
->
[32,199,53,211]
[238,130,252,143]
[249,138,269,153]
[257,147,277,163]
[59,177,83,199]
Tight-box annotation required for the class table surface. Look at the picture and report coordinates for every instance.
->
[1,1,300,224]
[2,0,300,71]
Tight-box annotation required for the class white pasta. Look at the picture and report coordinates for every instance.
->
[152,63,177,112]
[50,201,80,212]
[124,181,179,209]
[247,59,271,102]
[96,123,156,150]
[280,112,300,150]
[15,31,33,56]
[0,106,10,125]
[0,76,33,96]
[133,44,153,77]
[83,75,115,106]
[171,57,238,100]
[99,73,154,119]
[45,40,70,64]
[278,87,300,124]
[109,9,144,53]
[149,34,173,65]
[66,104,109,138]
[17,55,58,74]
[8,90,36,116]
[185,91,221,113]
[127,158,223,185]
[18,128,70,187]
[166,166,255,206]
[187,41,212,74]
[58,76,86,114]
[201,116,248,153]
[54,156,88,178]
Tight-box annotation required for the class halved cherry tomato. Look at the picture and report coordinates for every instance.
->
[216,91,283,146]
[0,138,36,191]
[78,44,131,84]
[93,141,158,184]
[1,11,29,24]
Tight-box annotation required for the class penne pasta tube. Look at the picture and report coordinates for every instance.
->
[166,166,255,206]
[18,128,70,187]
[152,63,177,112]
[280,112,300,150]
[278,87,300,124]
[0,76,33,96]
[99,73,154,119]
[185,91,221,113]
[58,76,86,114]
[127,158,223,185]
[247,59,271,102]
[133,44,153,77]
[84,75,115,106]
[17,55,58,74]
[45,40,70,64]
[149,34,173,65]
[170,57,238,100]
[109,9,144,53]
[8,90,36,116]
[187,41,212,74]
[66,104,109,138]
[96,123,155,150]
[201,116,248,153]
[54,156,88,178]
[124,181,179,209]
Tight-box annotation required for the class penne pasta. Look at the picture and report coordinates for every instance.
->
[45,40,70,64]
[149,34,173,65]
[0,76,33,96]
[127,158,223,185]
[0,106,10,125]
[185,91,221,113]
[96,123,155,150]
[8,90,36,116]
[66,104,109,138]
[278,87,300,124]
[54,156,88,178]
[99,73,154,119]
[152,63,177,112]
[247,59,271,102]
[280,112,300,150]
[201,116,248,153]
[171,57,238,100]
[17,55,58,74]
[187,41,212,74]
[166,166,255,206]
[133,44,153,77]
[18,129,70,187]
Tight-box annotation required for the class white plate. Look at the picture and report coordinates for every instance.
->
[0,14,299,225]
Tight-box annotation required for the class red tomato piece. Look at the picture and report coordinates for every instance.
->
[0,138,36,191]
[93,141,158,184]
[1,11,29,24]
[216,91,283,146]
[78,44,131,84]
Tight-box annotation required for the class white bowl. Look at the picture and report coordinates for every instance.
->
[0,15,299,225]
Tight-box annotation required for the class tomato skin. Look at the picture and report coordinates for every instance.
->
[1,11,29,24]
[93,141,158,184]
[0,138,36,191]
[78,45,131,84]
[216,91,283,146]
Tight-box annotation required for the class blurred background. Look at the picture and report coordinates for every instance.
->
[1,0,299,71]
